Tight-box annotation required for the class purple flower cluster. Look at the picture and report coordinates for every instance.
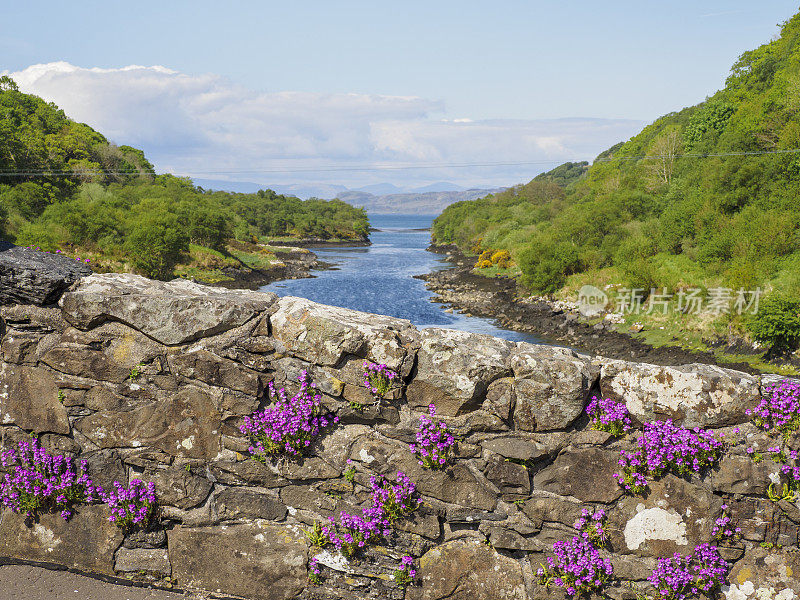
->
[614,420,724,494]
[648,543,728,600]
[712,504,741,541]
[98,479,157,530]
[367,471,419,522]
[537,535,613,597]
[574,507,608,546]
[585,397,632,437]
[410,404,455,469]
[240,371,339,460]
[0,439,95,520]
[362,361,398,400]
[322,471,418,557]
[323,510,389,557]
[747,380,800,439]
[308,557,322,584]
[393,555,416,588]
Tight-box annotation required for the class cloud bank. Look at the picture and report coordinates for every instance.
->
[6,62,645,190]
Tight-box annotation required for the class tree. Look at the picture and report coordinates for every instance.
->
[0,76,18,92]
[645,128,682,189]
[124,211,188,280]
[748,295,800,357]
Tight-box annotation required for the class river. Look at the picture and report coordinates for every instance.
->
[260,214,544,343]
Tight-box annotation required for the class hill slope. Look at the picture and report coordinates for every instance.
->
[432,12,800,357]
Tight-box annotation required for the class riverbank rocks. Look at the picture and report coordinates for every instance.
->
[725,547,800,600]
[0,363,69,434]
[0,268,795,600]
[608,474,721,557]
[0,243,92,306]
[599,359,760,427]
[60,273,276,345]
[532,447,624,503]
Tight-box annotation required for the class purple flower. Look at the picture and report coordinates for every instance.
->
[0,439,96,520]
[538,536,613,597]
[240,371,338,460]
[97,479,157,530]
[585,397,632,436]
[649,543,728,600]
[747,380,800,439]
[362,361,398,401]
[615,419,723,493]
[410,404,456,470]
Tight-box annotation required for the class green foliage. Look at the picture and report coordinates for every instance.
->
[683,102,735,150]
[747,295,800,354]
[124,211,189,280]
[532,161,589,187]
[518,238,581,294]
[303,522,328,548]
[432,12,800,312]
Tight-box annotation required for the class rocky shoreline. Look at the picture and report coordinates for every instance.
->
[418,244,760,374]
[211,245,329,291]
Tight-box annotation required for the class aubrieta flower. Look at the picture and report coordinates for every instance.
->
[308,556,322,584]
[712,503,741,541]
[747,380,800,439]
[393,555,416,588]
[362,361,398,400]
[614,419,723,494]
[322,471,418,557]
[0,439,96,520]
[240,371,339,460]
[537,535,613,597]
[410,404,456,470]
[573,507,608,546]
[585,397,632,437]
[98,479,157,530]
[648,543,728,600]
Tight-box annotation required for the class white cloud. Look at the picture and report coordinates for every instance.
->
[5,62,645,190]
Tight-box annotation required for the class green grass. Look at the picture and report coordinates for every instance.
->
[227,247,277,270]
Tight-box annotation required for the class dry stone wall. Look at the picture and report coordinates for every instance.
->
[0,272,798,600]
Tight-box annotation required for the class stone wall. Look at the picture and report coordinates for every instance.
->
[0,272,798,600]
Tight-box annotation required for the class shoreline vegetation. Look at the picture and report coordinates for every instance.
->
[428,14,800,374]
[0,75,370,284]
[419,243,799,376]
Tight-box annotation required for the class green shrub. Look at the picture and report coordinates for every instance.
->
[748,294,800,355]
[519,239,581,294]
[124,211,189,280]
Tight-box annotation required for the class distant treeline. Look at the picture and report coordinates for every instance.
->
[0,76,368,278]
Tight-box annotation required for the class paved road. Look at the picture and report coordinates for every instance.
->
[0,565,188,600]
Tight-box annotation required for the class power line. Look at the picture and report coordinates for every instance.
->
[0,147,798,177]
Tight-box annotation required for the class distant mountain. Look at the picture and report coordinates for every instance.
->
[354,183,405,195]
[193,179,267,193]
[337,188,504,215]
[186,178,498,214]
[411,182,466,193]
[192,179,348,199]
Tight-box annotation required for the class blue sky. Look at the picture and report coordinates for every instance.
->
[2,1,798,192]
